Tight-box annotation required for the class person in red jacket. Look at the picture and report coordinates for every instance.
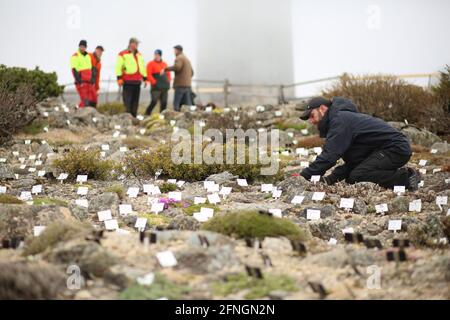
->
[145,49,171,115]
[89,45,104,107]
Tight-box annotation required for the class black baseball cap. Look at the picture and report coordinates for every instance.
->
[79,40,87,47]
[173,45,183,51]
[299,97,332,120]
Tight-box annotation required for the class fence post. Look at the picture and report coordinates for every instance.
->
[278,84,286,104]
[224,78,229,107]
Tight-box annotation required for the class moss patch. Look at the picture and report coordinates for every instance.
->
[183,203,218,216]
[202,210,308,241]
[120,273,191,300]
[0,194,23,204]
[33,197,68,207]
[212,272,298,299]
[139,213,171,228]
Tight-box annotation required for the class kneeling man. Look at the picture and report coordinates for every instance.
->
[298,97,421,191]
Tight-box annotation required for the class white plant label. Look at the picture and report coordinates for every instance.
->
[388,220,402,231]
[237,179,248,187]
[98,210,112,222]
[291,195,305,205]
[261,184,273,193]
[312,192,325,201]
[269,209,282,218]
[207,193,221,204]
[168,192,182,201]
[307,209,321,220]
[375,203,388,213]
[272,189,282,199]
[156,251,177,268]
[194,197,207,205]
[151,202,165,214]
[76,175,88,183]
[20,191,32,201]
[119,204,133,215]
[77,187,89,196]
[0,186,6,194]
[104,219,119,231]
[310,175,321,183]
[340,198,354,209]
[409,199,422,213]
[393,186,405,194]
[33,226,46,237]
[418,160,427,166]
[135,217,147,230]
[31,185,42,194]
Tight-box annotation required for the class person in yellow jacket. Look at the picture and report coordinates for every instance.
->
[70,40,96,107]
[115,37,147,117]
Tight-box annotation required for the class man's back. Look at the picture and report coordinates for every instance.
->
[172,54,193,88]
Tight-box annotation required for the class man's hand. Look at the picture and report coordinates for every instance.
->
[160,69,166,76]
[117,79,124,87]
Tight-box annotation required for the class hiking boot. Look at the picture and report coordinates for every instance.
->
[407,167,422,191]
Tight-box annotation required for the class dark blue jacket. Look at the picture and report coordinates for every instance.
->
[300,97,411,181]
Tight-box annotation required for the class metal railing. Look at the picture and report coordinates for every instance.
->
[61,73,439,107]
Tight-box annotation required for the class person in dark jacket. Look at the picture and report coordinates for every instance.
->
[145,49,171,115]
[298,97,422,190]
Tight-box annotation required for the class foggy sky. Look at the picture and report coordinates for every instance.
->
[0,0,449,95]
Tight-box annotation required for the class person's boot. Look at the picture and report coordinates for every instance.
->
[407,167,422,191]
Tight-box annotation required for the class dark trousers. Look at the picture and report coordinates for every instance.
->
[173,87,193,111]
[145,89,168,115]
[347,149,411,189]
[122,83,141,117]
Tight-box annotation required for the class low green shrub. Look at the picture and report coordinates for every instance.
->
[202,210,309,242]
[97,102,126,115]
[0,64,63,101]
[53,149,117,181]
[159,182,178,194]
[322,73,447,133]
[22,119,49,135]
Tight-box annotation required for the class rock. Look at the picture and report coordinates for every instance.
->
[0,205,78,239]
[89,192,119,213]
[389,196,409,213]
[69,204,89,221]
[0,164,15,180]
[175,245,240,274]
[430,142,449,153]
[278,176,310,202]
[36,143,54,157]
[0,261,66,299]
[388,122,441,147]
[353,199,367,215]
[205,171,238,185]
[262,237,293,253]
[308,220,342,240]
[46,239,118,278]
[9,178,36,190]
[168,214,200,231]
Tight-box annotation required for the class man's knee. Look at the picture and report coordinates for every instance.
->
[347,169,366,184]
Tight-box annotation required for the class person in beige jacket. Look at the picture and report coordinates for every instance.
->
[163,45,194,111]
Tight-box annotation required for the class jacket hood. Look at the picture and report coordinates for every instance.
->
[318,97,358,137]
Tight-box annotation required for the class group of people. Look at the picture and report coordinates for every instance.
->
[70,38,194,116]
